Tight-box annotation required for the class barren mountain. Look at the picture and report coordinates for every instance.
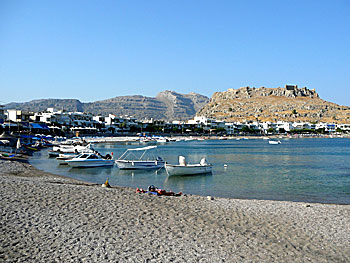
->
[5,91,209,121]
[197,86,350,123]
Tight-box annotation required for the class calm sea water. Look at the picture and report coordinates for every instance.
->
[30,138,350,204]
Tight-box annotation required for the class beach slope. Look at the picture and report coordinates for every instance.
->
[0,159,349,262]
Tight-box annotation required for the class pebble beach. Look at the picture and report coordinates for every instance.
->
[1,158,349,262]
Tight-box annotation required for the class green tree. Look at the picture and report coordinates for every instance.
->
[278,128,286,133]
[336,127,343,133]
[316,128,327,134]
[241,126,251,133]
[267,128,275,133]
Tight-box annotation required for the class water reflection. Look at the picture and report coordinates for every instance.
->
[164,173,213,193]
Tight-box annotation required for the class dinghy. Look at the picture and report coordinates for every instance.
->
[165,156,212,176]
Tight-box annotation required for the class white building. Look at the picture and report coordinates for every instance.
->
[292,122,311,130]
[276,121,293,132]
[6,109,34,122]
[187,116,218,131]
[337,123,350,132]
[260,122,278,133]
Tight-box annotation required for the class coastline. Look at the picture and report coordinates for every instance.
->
[1,158,349,262]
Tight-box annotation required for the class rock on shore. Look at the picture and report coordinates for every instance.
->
[0,160,349,262]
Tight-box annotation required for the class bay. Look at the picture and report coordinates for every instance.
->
[30,138,350,204]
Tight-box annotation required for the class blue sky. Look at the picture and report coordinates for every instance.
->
[1,0,349,105]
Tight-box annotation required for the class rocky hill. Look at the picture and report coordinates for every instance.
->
[5,91,209,121]
[197,85,350,123]
[5,99,84,113]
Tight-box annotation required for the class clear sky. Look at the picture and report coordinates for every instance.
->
[1,0,349,105]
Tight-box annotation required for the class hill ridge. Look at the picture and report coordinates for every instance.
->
[198,86,350,123]
[4,91,209,121]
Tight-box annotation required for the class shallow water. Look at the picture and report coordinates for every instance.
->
[30,138,350,204]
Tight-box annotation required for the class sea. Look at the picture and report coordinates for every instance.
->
[30,138,350,204]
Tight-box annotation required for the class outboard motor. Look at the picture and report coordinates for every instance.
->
[179,156,187,166]
[200,158,208,166]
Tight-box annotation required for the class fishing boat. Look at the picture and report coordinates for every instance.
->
[165,156,213,176]
[268,140,281,145]
[65,153,114,168]
[115,145,165,170]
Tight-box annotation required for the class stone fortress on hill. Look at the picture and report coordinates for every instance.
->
[197,85,350,124]
[226,85,318,99]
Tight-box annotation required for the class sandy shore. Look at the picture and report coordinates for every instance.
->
[0,159,349,262]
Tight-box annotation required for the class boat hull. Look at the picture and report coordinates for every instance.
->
[115,160,165,170]
[48,151,60,158]
[165,164,212,176]
[66,160,114,168]
[56,154,76,165]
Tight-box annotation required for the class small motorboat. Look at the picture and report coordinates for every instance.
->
[115,145,165,170]
[268,140,281,145]
[165,156,212,176]
[66,153,114,168]
[59,144,94,153]
[56,153,77,165]
[139,137,156,144]
[155,137,169,143]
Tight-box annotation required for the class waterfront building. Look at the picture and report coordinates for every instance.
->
[337,123,350,132]
[6,109,34,122]
[276,121,293,132]
[0,105,6,124]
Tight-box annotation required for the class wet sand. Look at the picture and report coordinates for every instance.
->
[0,159,349,262]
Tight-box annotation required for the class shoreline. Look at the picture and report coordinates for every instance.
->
[1,158,350,262]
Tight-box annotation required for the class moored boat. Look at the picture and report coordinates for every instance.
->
[66,153,114,168]
[165,156,212,176]
[268,140,281,145]
[115,145,165,170]
[56,153,77,165]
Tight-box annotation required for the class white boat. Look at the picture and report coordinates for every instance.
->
[56,153,77,165]
[115,145,165,170]
[66,153,114,168]
[165,156,213,176]
[58,144,94,153]
[139,137,157,144]
[155,137,169,143]
[268,140,281,145]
